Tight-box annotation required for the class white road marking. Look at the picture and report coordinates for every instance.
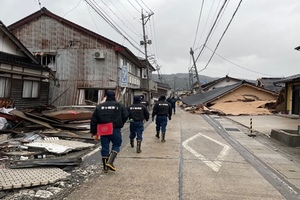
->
[82,146,101,161]
[183,132,230,172]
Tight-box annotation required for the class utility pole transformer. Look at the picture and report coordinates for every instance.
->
[141,10,154,103]
[190,47,202,93]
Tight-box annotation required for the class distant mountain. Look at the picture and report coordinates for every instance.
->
[151,73,256,91]
[151,73,218,91]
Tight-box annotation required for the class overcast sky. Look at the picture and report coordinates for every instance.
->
[1,0,300,80]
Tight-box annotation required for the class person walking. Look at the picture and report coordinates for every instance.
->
[170,96,178,114]
[90,90,129,172]
[152,95,172,142]
[128,95,150,153]
[140,95,149,110]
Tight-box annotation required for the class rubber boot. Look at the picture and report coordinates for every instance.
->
[155,131,160,139]
[137,140,142,153]
[161,132,166,142]
[130,139,134,148]
[106,151,118,171]
[102,157,108,173]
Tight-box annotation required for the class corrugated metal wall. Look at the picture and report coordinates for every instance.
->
[12,15,119,106]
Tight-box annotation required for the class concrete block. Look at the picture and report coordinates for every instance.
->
[271,129,300,147]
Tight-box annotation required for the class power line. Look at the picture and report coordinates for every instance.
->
[151,16,159,64]
[62,0,82,18]
[206,0,230,45]
[127,0,141,13]
[85,2,100,33]
[189,0,229,92]
[199,0,242,73]
[106,0,143,38]
[85,0,144,54]
[129,1,160,81]
[37,0,42,9]
[134,0,144,10]
[194,0,229,63]
[205,46,277,77]
[148,18,156,60]
[87,0,158,72]
[116,0,141,24]
[195,0,219,49]
[99,0,142,39]
[192,0,205,49]
[201,66,270,79]
[140,0,153,13]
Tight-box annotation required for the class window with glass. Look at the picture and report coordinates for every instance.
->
[0,77,11,98]
[120,57,124,67]
[22,80,40,98]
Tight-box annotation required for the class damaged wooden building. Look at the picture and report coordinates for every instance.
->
[0,20,50,110]
[7,7,157,107]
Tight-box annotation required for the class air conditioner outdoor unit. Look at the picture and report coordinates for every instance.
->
[94,51,105,59]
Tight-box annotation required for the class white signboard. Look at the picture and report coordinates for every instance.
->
[121,65,128,87]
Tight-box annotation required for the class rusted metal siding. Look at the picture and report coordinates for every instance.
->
[11,15,120,106]
[10,79,49,110]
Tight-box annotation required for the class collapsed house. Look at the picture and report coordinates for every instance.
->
[181,80,279,116]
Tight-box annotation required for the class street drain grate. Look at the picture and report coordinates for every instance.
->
[225,128,240,132]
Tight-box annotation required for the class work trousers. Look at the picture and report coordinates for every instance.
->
[100,128,122,157]
[155,115,168,133]
[129,121,144,141]
[172,106,176,114]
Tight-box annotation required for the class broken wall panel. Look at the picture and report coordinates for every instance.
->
[9,110,55,129]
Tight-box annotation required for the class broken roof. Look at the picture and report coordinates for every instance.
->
[0,21,48,71]
[257,77,285,93]
[181,81,277,106]
[273,74,300,83]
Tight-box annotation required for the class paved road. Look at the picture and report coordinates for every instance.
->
[66,109,300,200]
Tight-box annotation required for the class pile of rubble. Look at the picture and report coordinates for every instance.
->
[1,164,103,199]
[0,105,101,199]
[180,100,276,116]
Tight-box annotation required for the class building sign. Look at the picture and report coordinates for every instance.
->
[121,65,128,87]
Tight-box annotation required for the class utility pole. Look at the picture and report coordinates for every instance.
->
[188,67,194,93]
[190,47,202,93]
[141,10,154,103]
[184,78,188,91]
[173,75,177,97]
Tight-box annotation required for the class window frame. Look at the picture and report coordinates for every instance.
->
[0,77,11,98]
[22,80,41,98]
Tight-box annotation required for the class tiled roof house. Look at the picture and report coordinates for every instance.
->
[0,20,50,109]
